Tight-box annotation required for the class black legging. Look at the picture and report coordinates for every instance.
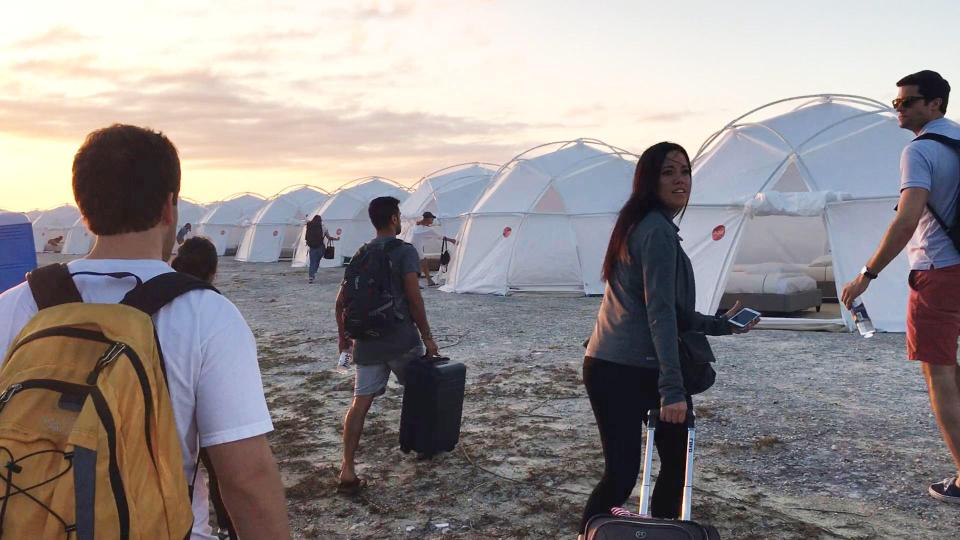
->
[579,356,692,533]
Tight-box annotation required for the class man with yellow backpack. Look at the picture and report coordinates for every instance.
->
[0,125,290,539]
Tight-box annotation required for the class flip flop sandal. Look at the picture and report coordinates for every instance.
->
[336,477,367,496]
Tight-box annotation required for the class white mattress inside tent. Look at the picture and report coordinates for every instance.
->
[725,271,818,294]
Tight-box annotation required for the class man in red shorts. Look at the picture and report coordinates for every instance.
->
[842,70,960,503]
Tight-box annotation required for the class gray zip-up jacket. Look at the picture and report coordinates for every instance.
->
[585,209,731,405]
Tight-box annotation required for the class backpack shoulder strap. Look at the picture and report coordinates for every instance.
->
[915,132,960,149]
[913,133,960,233]
[120,271,220,316]
[26,263,82,309]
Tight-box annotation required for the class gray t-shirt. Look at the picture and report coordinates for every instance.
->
[352,236,424,365]
[900,117,960,270]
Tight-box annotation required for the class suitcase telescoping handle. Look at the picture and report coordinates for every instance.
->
[637,409,697,521]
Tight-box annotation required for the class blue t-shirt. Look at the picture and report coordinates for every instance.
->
[899,117,960,270]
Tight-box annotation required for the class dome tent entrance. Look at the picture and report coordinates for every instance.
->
[682,95,914,332]
[32,205,80,252]
[195,193,266,256]
[291,177,409,268]
[235,185,329,262]
[442,139,637,296]
[398,162,498,258]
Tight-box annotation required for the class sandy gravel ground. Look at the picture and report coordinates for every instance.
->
[40,255,960,538]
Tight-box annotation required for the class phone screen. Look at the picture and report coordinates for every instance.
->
[729,308,760,327]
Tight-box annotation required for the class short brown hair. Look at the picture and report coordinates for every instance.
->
[72,124,181,235]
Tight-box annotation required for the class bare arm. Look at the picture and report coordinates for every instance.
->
[866,187,927,273]
[841,187,927,307]
[335,284,351,352]
[205,435,291,540]
[402,272,438,356]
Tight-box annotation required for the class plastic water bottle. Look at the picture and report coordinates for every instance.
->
[850,297,875,338]
[337,350,353,372]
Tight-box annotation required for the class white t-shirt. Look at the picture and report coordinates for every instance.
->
[410,224,443,256]
[0,259,273,539]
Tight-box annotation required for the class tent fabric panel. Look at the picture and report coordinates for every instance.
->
[62,218,93,255]
[570,215,616,295]
[825,200,909,332]
[735,214,827,265]
[473,161,552,214]
[315,219,377,268]
[443,215,521,294]
[552,157,634,215]
[678,207,748,315]
[799,119,910,197]
[692,130,791,205]
[506,215,583,292]
[435,179,491,217]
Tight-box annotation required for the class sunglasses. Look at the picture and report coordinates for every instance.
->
[892,95,926,110]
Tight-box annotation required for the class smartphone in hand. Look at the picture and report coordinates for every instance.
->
[728,307,761,328]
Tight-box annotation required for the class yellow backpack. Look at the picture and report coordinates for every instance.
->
[0,264,217,539]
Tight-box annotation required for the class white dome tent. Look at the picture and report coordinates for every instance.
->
[235,185,330,263]
[682,95,914,332]
[398,163,498,258]
[195,193,266,256]
[62,217,94,255]
[32,204,81,252]
[291,177,409,268]
[442,139,637,295]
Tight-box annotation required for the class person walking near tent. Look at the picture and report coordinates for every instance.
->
[841,70,960,504]
[176,222,192,245]
[305,214,339,283]
[579,142,757,535]
[334,196,439,495]
[0,125,291,539]
[411,211,457,286]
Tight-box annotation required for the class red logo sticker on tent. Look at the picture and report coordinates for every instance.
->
[711,225,726,241]
[336,228,342,236]
[272,230,279,237]
[503,227,512,238]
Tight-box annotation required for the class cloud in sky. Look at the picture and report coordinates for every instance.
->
[11,25,90,48]
[0,60,527,173]
[635,110,702,123]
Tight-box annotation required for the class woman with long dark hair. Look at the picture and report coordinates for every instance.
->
[580,142,756,532]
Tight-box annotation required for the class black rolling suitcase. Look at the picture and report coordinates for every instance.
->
[399,355,466,457]
[584,410,720,540]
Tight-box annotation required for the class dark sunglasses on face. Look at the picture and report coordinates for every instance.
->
[892,95,926,110]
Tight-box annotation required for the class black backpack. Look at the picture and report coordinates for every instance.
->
[915,133,960,253]
[342,239,405,339]
[305,220,325,249]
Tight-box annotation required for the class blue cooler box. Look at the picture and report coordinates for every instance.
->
[0,212,38,293]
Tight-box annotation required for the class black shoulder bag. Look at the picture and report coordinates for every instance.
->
[674,244,718,395]
[439,237,451,267]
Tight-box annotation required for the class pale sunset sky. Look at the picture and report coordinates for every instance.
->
[2,0,958,211]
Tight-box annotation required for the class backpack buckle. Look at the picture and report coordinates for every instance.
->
[0,383,23,412]
[97,343,127,369]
